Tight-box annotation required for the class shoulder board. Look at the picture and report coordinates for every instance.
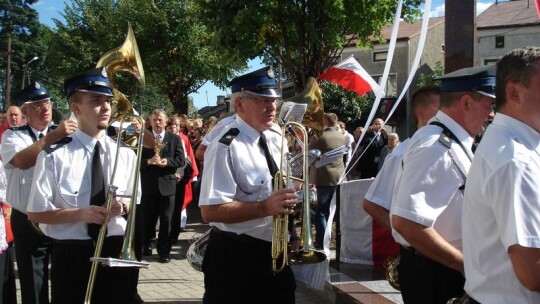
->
[429,121,454,149]
[8,125,29,132]
[44,137,72,154]
[218,128,240,146]
[438,132,453,149]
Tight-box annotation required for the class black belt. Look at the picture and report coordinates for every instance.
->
[54,236,122,246]
[211,227,256,244]
[54,239,95,246]
[400,245,427,259]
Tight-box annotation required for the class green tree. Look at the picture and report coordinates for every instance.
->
[44,0,243,114]
[193,0,422,93]
[418,60,443,87]
[0,0,43,105]
[320,81,372,127]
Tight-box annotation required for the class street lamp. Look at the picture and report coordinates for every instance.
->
[21,56,39,89]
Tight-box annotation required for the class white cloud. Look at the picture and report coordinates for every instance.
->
[430,3,445,18]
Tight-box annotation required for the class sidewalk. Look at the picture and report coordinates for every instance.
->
[137,221,332,304]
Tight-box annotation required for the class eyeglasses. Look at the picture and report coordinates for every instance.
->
[242,96,277,104]
[29,102,52,111]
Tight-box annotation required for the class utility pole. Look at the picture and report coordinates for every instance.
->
[4,37,13,109]
[445,0,476,72]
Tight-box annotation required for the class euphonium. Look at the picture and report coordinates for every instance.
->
[84,23,147,304]
[271,121,326,273]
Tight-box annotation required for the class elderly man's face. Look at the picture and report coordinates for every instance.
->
[7,106,22,126]
[235,94,277,132]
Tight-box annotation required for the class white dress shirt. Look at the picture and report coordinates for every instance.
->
[463,113,540,303]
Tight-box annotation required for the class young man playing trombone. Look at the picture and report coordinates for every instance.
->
[27,67,140,304]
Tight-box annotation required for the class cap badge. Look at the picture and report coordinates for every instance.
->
[101,68,108,78]
[267,66,275,78]
[35,83,40,89]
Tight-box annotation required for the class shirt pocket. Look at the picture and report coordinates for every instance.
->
[242,171,272,198]
[57,180,90,208]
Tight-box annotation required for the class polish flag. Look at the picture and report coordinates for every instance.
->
[319,55,381,97]
[339,179,399,266]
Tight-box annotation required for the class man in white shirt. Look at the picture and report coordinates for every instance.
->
[390,66,495,303]
[463,47,540,304]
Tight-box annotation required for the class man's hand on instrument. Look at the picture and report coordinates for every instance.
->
[55,119,78,137]
[148,154,161,165]
[264,188,298,216]
[79,205,110,224]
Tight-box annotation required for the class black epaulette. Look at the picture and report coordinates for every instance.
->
[44,137,72,154]
[8,125,29,132]
[430,121,454,149]
[218,128,240,146]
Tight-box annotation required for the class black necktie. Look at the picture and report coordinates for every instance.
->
[38,133,44,139]
[88,142,106,241]
[259,133,278,180]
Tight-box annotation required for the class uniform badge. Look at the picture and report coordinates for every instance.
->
[35,82,40,89]
[101,67,108,78]
[267,66,275,78]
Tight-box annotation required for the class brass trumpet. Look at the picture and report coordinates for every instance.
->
[84,23,147,304]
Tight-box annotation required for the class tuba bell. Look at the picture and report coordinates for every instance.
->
[84,22,148,304]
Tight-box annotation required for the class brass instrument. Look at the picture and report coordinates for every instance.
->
[282,77,325,136]
[384,255,400,290]
[271,121,326,272]
[84,23,147,304]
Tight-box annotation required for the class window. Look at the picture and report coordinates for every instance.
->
[372,74,397,97]
[495,36,504,48]
[373,51,388,62]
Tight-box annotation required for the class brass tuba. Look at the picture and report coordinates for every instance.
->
[84,22,147,304]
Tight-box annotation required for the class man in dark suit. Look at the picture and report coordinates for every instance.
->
[357,117,388,178]
[140,109,184,263]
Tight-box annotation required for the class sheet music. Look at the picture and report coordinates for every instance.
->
[315,145,348,168]
[278,101,307,123]
[90,257,150,268]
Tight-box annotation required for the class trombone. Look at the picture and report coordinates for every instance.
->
[84,23,148,304]
[271,121,326,273]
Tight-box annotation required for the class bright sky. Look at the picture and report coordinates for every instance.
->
[35,0,498,109]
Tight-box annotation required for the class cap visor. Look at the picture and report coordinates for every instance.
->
[244,88,280,98]
[473,90,495,99]
[78,87,114,97]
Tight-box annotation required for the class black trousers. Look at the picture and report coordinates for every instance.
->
[11,209,52,304]
[142,193,175,257]
[202,229,296,304]
[398,246,464,304]
[0,245,16,304]
[170,180,187,242]
[51,236,138,304]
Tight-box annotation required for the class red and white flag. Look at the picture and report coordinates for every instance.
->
[339,179,399,266]
[536,0,540,19]
[319,56,381,97]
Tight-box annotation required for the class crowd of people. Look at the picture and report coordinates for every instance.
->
[0,46,538,304]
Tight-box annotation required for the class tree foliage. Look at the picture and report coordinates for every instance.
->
[320,80,373,127]
[193,0,423,93]
[0,0,43,105]
[44,0,243,114]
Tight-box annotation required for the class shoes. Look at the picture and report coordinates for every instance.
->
[142,245,152,256]
[159,255,171,263]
